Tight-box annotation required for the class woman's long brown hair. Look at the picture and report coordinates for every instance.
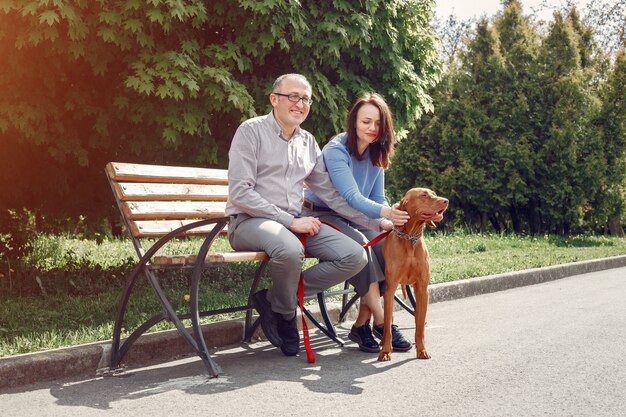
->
[345,93,395,169]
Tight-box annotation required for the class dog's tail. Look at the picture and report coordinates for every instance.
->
[401,285,407,300]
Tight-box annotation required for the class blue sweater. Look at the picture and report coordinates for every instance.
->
[304,133,387,219]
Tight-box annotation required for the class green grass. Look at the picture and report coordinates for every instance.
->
[426,233,624,283]
[0,231,624,357]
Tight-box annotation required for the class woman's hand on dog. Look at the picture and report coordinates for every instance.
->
[381,203,409,227]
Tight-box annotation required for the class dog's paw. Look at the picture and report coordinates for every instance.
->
[378,351,392,361]
[416,349,431,360]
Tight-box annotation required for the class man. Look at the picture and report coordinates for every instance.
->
[226,74,390,357]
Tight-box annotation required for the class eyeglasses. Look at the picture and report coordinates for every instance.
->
[273,92,313,105]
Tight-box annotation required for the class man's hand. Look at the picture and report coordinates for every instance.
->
[289,217,322,236]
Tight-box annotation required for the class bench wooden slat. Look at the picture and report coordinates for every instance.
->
[153,251,269,266]
[113,182,228,201]
[106,162,228,185]
[129,220,228,238]
[122,201,227,220]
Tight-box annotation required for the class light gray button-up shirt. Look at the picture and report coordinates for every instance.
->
[225,111,381,231]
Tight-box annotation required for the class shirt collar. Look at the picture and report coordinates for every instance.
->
[266,111,302,141]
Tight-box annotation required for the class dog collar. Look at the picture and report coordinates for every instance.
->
[392,228,423,245]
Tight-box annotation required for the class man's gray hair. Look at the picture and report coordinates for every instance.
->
[272,74,312,93]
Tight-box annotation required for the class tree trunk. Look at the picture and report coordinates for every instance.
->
[510,206,521,234]
[525,200,541,235]
[488,213,501,233]
[608,217,625,237]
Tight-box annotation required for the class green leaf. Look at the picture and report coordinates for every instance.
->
[94,114,108,136]
[21,1,38,16]
[0,0,16,13]
[123,19,142,33]
[113,96,130,109]
[146,8,164,24]
[124,0,141,12]
[162,127,178,143]
[97,27,116,43]
[98,11,121,25]
[67,42,85,59]
[39,10,60,26]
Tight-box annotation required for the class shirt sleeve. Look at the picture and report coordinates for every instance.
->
[227,123,295,227]
[323,143,386,219]
[305,142,381,231]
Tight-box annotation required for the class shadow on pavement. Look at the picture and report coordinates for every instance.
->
[46,328,413,410]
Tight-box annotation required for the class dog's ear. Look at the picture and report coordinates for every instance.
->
[426,220,436,228]
[398,196,408,211]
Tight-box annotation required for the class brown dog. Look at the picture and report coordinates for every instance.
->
[378,188,448,361]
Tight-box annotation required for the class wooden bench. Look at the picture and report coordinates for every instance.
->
[105,161,417,377]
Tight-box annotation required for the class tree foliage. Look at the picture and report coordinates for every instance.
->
[593,50,626,236]
[389,0,625,235]
[0,0,440,225]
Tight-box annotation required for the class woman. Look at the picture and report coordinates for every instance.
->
[302,93,411,353]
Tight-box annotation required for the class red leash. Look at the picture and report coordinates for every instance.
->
[297,223,391,363]
[363,229,391,247]
[297,234,316,363]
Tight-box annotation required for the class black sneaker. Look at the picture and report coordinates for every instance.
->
[372,323,412,352]
[348,320,380,353]
[251,289,283,348]
[277,314,300,356]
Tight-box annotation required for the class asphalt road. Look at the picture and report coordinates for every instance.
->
[2,266,624,417]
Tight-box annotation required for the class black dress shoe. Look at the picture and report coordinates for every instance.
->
[373,323,412,352]
[251,289,283,348]
[277,314,300,356]
[348,320,380,353]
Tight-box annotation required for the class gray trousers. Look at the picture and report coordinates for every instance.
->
[302,209,386,296]
[227,214,368,316]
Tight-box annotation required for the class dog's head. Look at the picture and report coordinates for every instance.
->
[398,188,448,227]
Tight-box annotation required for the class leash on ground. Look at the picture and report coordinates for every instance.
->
[297,222,391,363]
